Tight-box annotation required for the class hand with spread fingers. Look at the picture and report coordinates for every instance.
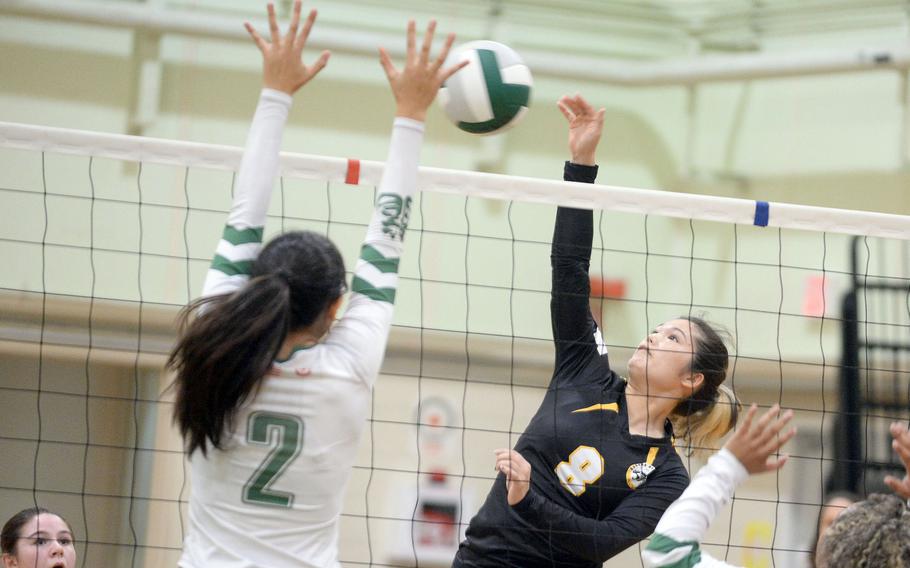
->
[557,94,606,166]
[495,448,533,506]
[884,421,910,499]
[378,20,468,122]
[725,404,796,475]
[244,1,330,95]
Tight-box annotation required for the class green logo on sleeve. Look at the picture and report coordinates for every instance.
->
[377,193,412,241]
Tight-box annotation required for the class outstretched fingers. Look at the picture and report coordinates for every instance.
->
[558,93,604,124]
[440,57,469,82]
[754,408,795,471]
[738,403,758,434]
[286,0,301,43]
[557,98,576,122]
[763,453,790,473]
[572,93,596,115]
[884,476,910,499]
[378,47,397,81]
[885,422,910,499]
[310,49,331,77]
[752,404,780,442]
[892,422,910,463]
[296,7,318,51]
[419,20,436,66]
[267,3,281,45]
[406,20,417,64]
[433,33,456,72]
[245,21,268,53]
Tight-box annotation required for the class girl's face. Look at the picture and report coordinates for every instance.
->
[627,319,703,396]
[2,514,75,568]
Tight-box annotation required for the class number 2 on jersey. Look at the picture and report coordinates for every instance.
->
[243,412,304,508]
[555,445,604,497]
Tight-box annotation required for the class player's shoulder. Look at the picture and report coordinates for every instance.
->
[651,450,691,491]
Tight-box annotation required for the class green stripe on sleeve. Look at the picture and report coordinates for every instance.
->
[351,275,396,304]
[360,244,400,274]
[645,534,701,568]
[211,254,254,276]
[222,225,264,245]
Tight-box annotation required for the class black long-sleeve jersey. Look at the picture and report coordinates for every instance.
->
[452,162,689,568]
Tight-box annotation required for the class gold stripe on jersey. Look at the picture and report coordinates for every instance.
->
[646,446,659,465]
[571,403,619,414]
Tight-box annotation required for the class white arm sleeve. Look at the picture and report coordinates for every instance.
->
[641,448,749,568]
[201,88,292,298]
[326,117,424,384]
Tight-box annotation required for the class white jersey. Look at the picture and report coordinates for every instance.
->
[641,448,749,568]
[179,89,424,568]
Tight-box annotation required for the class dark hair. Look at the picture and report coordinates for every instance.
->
[670,316,740,451]
[820,493,910,567]
[810,491,860,566]
[2,507,74,555]
[169,231,346,456]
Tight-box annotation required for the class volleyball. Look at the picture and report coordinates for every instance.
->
[438,40,532,135]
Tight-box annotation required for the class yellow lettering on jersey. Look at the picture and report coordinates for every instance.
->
[571,403,619,414]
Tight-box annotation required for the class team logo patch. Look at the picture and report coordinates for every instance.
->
[625,462,655,490]
[377,193,412,241]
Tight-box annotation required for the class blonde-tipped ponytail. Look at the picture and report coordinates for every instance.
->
[672,384,741,455]
[671,315,740,455]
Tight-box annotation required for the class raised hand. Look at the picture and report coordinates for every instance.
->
[557,94,605,167]
[725,404,796,475]
[244,1,330,95]
[495,448,532,506]
[378,20,468,122]
[884,422,910,499]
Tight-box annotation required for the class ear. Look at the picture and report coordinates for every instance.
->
[681,372,704,394]
[325,295,344,323]
[2,553,18,568]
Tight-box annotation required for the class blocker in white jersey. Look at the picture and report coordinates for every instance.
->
[641,405,795,568]
[168,5,467,567]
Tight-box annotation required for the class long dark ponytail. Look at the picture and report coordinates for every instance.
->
[169,231,346,456]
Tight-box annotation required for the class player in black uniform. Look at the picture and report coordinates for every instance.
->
[452,94,740,567]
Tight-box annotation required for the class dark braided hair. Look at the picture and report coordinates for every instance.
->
[820,493,910,567]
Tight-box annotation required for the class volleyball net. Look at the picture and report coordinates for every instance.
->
[1,120,909,567]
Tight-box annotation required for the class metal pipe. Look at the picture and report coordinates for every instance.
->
[3,0,910,85]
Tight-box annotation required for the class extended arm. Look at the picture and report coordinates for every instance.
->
[641,449,745,568]
[328,21,466,381]
[550,173,597,371]
[643,405,795,568]
[550,96,607,373]
[203,2,328,298]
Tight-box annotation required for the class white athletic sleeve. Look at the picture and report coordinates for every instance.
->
[324,117,423,385]
[201,88,292,298]
[641,448,749,568]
